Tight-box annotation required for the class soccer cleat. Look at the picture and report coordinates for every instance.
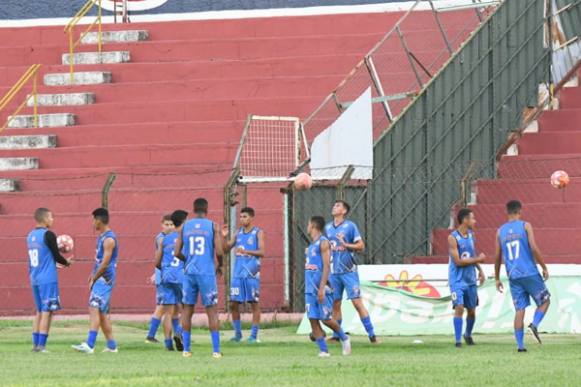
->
[38,348,50,354]
[528,324,542,344]
[247,337,261,344]
[102,347,118,353]
[72,342,94,354]
[341,337,352,356]
[318,352,331,358]
[145,336,159,344]
[518,348,528,353]
[182,351,192,358]
[165,346,175,351]
[369,335,381,344]
[463,335,475,346]
[212,352,223,359]
[455,342,462,348]
[327,336,341,343]
[173,335,184,352]
[31,347,40,353]
[229,336,242,343]
[309,333,316,342]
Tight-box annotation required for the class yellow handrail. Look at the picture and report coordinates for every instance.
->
[0,64,42,132]
[64,0,103,84]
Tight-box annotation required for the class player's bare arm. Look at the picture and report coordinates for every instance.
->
[475,263,486,284]
[319,239,331,304]
[174,227,185,261]
[213,222,224,275]
[448,235,485,266]
[90,237,115,288]
[494,231,504,293]
[154,237,164,270]
[525,222,549,280]
[338,233,365,252]
[221,225,236,253]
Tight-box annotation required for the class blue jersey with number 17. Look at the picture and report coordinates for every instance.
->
[160,231,184,284]
[27,228,57,286]
[498,220,538,280]
[182,218,215,275]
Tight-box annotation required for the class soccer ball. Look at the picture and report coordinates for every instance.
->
[550,170,569,189]
[57,234,74,253]
[293,172,313,191]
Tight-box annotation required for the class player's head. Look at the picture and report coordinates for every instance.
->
[161,214,174,234]
[457,208,475,229]
[171,210,188,229]
[92,207,110,231]
[193,198,208,217]
[506,200,522,218]
[308,215,325,238]
[34,208,53,228]
[239,207,255,227]
[332,200,350,217]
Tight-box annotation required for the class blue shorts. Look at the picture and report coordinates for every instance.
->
[451,284,479,310]
[330,272,361,301]
[157,282,183,305]
[182,274,218,307]
[305,292,334,320]
[230,277,260,303]
[89,279,114,313]
[31,283,61,312]
[509,274,551,311]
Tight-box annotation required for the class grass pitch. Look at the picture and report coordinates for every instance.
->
[0,320,579,386]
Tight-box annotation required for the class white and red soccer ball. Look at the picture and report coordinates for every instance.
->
[57,234,74,253]
[293,172,313,191]
[550,170,569,189]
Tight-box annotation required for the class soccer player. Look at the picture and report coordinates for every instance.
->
[494,200,550,352]
[448,208,486,347]
[326,200,377,343]
[27,208,72,352]
[72,208,119,354]
[306,216,351,357]
[145,215,178,347]
[153,210,189,351]
[174,198,224,358]
[222,207,264,343]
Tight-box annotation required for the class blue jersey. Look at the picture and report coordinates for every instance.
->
[305,236,330,294]
[233,227,261,279]
[93,230,119,284]
[27,228,57,286]
[498,220,538,280]
[182,218,215,275]
[160,231,184,284]
[154,232,163,285]
[448,230,477,287]
[325,220,362,274]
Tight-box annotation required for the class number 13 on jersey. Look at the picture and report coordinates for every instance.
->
[189,236,205,256]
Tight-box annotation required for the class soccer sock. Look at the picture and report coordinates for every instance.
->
[336,328,348,342]
[164,338,173,350]
[232,319,242,338]
[87,330,98,348]
[361,316,376,338]
[453,317,463,343]
[515,328,525,350]
[465,317,475,337]
[332,319,342,338]
[106,339,117,350]
[147,317,161,338]
[532,310,546,328]
[38,333,48,348]
[315,337,328,353]
[32,332,40,347]
[250,324,259,339]
[171,318,182,336]
[210,330,220,353]
[182,331,191,352]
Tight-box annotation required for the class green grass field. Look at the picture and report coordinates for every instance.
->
[0,320,579,386]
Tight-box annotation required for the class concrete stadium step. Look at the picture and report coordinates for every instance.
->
[410,255,580,264]
[61,51,131,65]
[537,109,581,132]
[0,178,19,192]
[559,85,581,109]
[516,131,581,155]
[81,30,149,44]
[44,71,112,86]
[475,177,581,204]
[6,113,75,128]
[0,157,39,171]
[26,92,96,106]
[498,154,581,179]
[0,134,56,150]
[465,202,581,228]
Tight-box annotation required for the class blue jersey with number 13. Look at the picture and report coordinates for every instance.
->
[182,218,215,275]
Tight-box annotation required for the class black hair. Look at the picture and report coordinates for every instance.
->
[162,214,172,222]
[241,207,255,217]
[310,216,325,231]
[334,200,350,214]
[457,208,473,225]
[506,200,522,215]
[193,198,208,214]
[34,208,51,223]
[171,210,188,228]
[92,208,110,225]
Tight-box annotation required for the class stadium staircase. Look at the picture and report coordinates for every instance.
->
[0,11,479,315]
[413,69,581,265]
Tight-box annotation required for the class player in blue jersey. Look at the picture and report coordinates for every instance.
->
[72,208,119,354]
[494,200,550,352]
[174,198,224,358]
[222,207,264,343]
[145,214,180,349]
[448,208,486,348]
[27,208,72,352]
[306,216,351,357]
[326,200,378,343]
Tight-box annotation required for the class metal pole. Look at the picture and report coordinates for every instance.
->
[32,71,38,128]
[429,0,453,55]
[68,31,74,85]
[98,0,102,54]
[365,56,394,121]
[396,26,424,88]
[101,172,117,209]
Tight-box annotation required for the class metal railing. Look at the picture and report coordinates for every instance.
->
[0,64,42,132]
[64,0,103,84]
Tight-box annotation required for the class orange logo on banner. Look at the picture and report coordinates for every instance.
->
[378,270,441,298]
